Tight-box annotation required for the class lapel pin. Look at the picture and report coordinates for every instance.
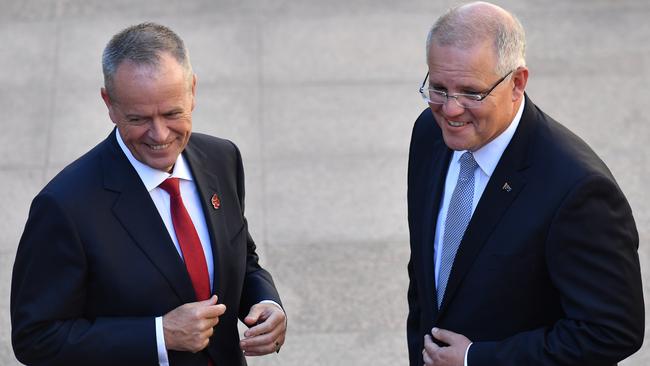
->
[502,182,512,192]
[211,193,221,210]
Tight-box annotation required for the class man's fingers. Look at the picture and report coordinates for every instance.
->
[244,309,281,337]
[163,298,226,353]
[240,305,286,356]
[201,294,219,306]
[431,327,457,344]
[241,329,279,347]
[240,314,284,351]
[423,334,438,366]
[202,303,227,319]
[241,334,284,356]
[240,332,275,352]
[243,304,265,326]
[423,349,434,365]
[424,328,472,366]
[423,334,439,350]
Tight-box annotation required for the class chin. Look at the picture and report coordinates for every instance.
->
[138,157,174,172]
[441,135,468,152]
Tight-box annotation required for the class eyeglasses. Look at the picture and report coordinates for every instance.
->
[419,70,513,109]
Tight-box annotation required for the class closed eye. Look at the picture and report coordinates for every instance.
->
[461,89,480,95]
[126,116,145,124]
[163,111,183,119]
[460,92,484,101]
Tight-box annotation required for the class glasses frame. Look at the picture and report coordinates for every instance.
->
[419,69,514,108]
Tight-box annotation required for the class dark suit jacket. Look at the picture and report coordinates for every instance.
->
[11,130,281,366]
[407,95,644,366]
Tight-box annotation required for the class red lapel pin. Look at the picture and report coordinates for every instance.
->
[211,193,221,209]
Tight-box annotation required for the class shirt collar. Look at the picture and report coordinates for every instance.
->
[115,129,193,192]
[452,98,525,177]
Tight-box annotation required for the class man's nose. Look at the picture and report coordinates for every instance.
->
[148,118,169,141]
[441,97,465,117]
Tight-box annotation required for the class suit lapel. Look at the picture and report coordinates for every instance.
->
[420,140,453,319]
[182,142,230,298]
[437,97,536,316]
[102,130,196,303]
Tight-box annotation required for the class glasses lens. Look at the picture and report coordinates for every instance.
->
[457,96,482,109]
[420,87,484,109]
[425,89,446,105]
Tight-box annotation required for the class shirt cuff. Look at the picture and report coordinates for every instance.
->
[259,300,283,311]
[464,342,472,366]
[155,316,170,366]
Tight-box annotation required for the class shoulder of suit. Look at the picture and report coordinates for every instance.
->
[39,136,112,200]
[188,132,239,154]
[527,103,615,182]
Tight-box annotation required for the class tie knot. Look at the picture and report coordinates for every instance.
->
[159,178,181,197]
[459,152,478,178]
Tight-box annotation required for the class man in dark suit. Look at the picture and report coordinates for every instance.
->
[11,23,285,365]
[408,2,644,365]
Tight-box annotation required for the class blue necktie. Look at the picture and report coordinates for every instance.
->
[437,152,478,307]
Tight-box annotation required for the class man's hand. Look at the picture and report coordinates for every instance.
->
[423,327,471,366]
[163,295,226,353]
[239,303,286,356]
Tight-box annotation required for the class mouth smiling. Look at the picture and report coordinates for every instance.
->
[447,120,470,127]
[148,142,172,150]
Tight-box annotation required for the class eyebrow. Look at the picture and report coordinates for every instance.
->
[429,82,484,94]
[125,113,145,119]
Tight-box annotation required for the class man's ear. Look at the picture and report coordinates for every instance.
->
[190,74,197,111]
[100,87,118,124]
[511,66,529,102]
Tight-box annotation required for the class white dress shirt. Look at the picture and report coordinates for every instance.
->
[432,99,525,366]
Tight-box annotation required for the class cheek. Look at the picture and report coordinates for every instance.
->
[469,109,493,129]
[169,119,192,141]
[119,125,148,144]
[178,119,192,135]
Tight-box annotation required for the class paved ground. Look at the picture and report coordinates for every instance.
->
[1,0,648,364]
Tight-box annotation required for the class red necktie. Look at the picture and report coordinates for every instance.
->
[159,178,211,301]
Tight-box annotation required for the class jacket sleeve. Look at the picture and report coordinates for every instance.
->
[468,173,644,366]
[228,142,282,319]
[11,192,158,366]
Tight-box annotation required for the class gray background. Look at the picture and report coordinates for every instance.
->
[1,0,648,365]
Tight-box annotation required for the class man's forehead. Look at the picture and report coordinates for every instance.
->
[428,42,497,73]
[112,57,188,88]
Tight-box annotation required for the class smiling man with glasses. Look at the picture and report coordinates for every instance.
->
[406,2,643,366]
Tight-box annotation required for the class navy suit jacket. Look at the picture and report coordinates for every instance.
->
[407,96,644,366]
[11,130,281,365]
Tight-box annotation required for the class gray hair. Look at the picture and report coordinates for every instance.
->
[426,2,526,75]
[102,22,193,98]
